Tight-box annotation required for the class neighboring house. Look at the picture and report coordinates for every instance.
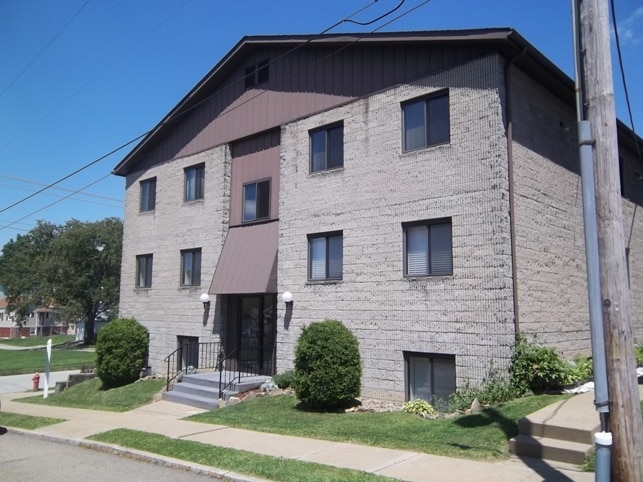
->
[0,299,68,338]
[113,29,643,403]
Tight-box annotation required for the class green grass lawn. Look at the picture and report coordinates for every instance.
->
[90,428,395,482]
[188,393,569,461]
[18,378,166,412]
[0,347,95,376]
[0,334,76,348]
[0,411,66,430]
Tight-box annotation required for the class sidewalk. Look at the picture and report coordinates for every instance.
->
[0,389,595,482]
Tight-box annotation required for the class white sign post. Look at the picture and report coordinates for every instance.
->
[43,338,52,398]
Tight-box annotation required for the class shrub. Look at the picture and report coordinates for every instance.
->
[403,399,437,417]
[449,377,516,412]
[96,318,149,389]
[293,319,362,410]
[635,344,643,367]
[272,370,295,389]
[510,335,573,395]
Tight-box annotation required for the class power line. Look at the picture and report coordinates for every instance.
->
[610,0,641,250]
[0,0,428,225]
[0,0,91,100]
[0,174,122,202]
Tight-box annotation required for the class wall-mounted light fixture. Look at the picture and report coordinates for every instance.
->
[282,291,293,307]
[200,293,211,309]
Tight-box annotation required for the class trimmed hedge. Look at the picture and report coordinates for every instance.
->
[293,319,361,410]
[95,318,149,389]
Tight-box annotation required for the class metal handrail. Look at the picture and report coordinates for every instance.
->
[163,341,222,391]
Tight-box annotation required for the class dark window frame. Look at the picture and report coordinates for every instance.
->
[139,177,157,212]
[180,248,202,286]
[309,123,344,173]
[136,254,153,288]
[244,59,269,89]
[184,164,205,202]
[404,351,456,405]
[403,218,453,277]
[402,91,450,152]
[242,179,271,223]
[307,231,343,281]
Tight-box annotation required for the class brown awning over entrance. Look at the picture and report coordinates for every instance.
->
[209,221,278,294]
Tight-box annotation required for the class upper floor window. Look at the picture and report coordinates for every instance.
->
[310,123,343,172]
[402,92,450,151]
[181,248,202,286]
[308,232,343,281]
[403,219,453,276]
[139,178,156,212]
[184,164,205,202]
[244,59,269,89]
[136,254,153,288]
[243,179,270,222]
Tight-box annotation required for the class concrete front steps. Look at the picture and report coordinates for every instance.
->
[509,390,601,465]
[162,372,272,410]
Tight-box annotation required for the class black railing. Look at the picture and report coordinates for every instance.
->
[164,341,223,391]
[164,342,271,398]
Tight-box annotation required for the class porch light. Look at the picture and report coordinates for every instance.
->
[200,293,211,308]
[282,291,293,306]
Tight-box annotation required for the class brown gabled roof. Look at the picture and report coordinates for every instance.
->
[112,28,642,176]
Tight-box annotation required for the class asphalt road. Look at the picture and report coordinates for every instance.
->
[0,431,219,481]
[0,370,80,396]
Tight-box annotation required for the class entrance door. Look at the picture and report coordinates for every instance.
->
[239,295,276,374]
[177,335,199,372]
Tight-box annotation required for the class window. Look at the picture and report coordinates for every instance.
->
[181,248,202,286]
[136,254,153,288]
[139,178,156,212]
[405,352,456,405]
[310,124,343,172]
[403,92,450,151]
[184,164,205,202]
[403,219,453,276]
[243,180,270,222]
[308,232,343,281]
[244,59,269,89]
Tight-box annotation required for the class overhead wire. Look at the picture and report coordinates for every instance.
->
[609,0,641,251]
[0,0,91,100]
[0,0,430,234]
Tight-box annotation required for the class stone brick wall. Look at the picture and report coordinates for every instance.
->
[278,55,516,401]
[119,146,231,374]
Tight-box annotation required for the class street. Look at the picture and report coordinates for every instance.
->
[0,431,218,481]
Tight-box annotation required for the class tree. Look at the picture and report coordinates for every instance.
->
[46,218,123,343]
[0,221,59,328]
[0,217,122,343]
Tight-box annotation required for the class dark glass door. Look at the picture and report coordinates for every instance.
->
[239,295,275,374]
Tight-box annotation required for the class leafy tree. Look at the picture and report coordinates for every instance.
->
[0,221,59,327]
[0,217,122,343]
[45,218,123,343]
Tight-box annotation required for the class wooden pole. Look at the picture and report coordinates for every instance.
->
[578,0,643,480]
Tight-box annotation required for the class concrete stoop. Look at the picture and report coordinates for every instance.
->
[161,372,271,410]
[509,392,600,465]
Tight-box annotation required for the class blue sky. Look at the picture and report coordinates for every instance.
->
[0,0,641,250]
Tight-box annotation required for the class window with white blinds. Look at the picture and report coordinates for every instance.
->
[308,232,343,281]
[404,219,452,276]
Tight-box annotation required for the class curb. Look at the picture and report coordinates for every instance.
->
[4,427,268,482]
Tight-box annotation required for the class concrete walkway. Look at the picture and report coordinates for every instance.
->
[0,387,596,482]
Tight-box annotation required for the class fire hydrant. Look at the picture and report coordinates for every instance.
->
[32,372,40,391]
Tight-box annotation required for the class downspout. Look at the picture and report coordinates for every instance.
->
[503,47,527,340]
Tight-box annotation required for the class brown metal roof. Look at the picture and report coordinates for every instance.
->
[209,221,278,294]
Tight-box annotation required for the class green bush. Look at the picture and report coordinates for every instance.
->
[403,399,437,417]
[510,336,573,395]
[449,377,516,412]
[293,319,362,410]
[272,370,295,389]
[96,318,149,389]
[635,344,643,367]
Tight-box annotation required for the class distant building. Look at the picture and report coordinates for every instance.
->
[113,29,643,403]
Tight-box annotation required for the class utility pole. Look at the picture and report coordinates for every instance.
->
[577,0,643,480]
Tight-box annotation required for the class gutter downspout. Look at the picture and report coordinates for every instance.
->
[503,47,527,340]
